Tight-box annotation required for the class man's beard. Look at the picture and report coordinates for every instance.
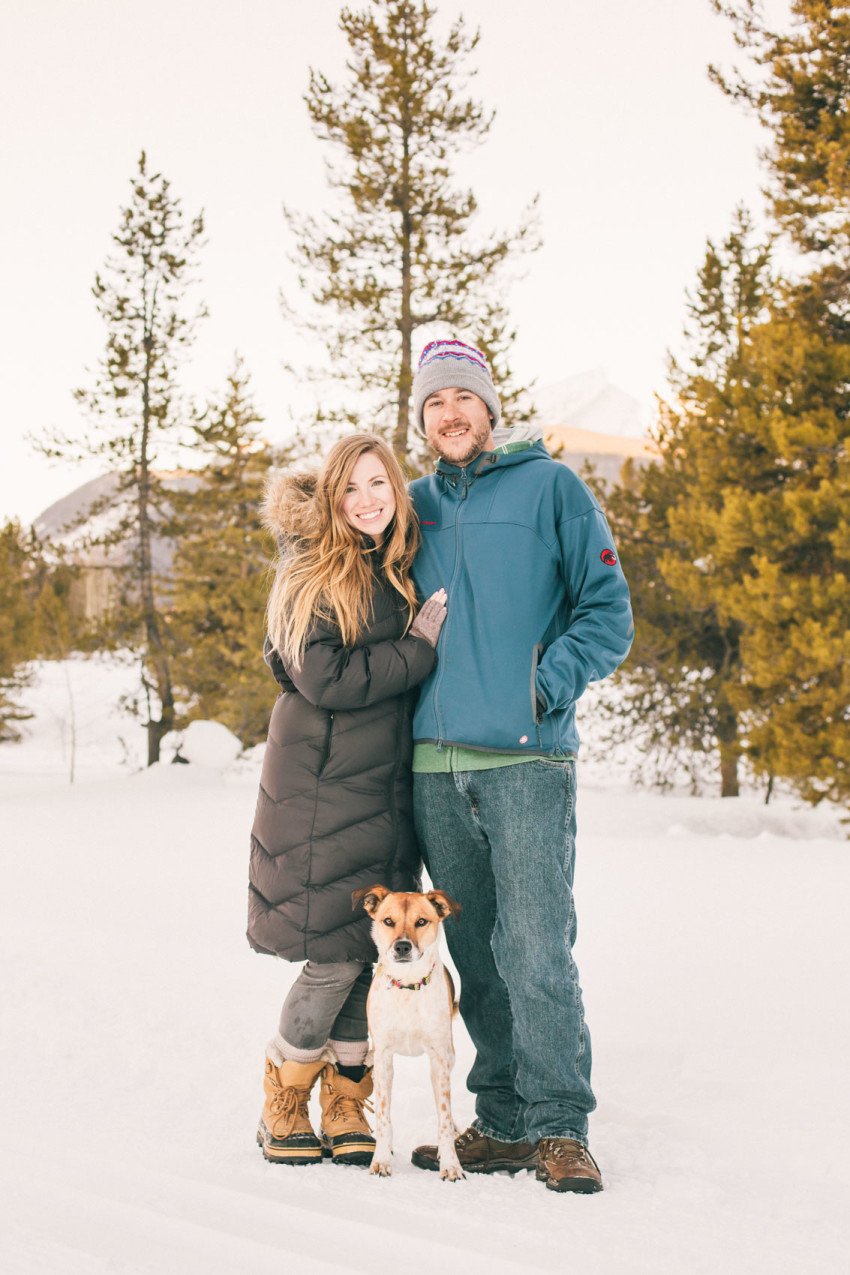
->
[431,420,492,465]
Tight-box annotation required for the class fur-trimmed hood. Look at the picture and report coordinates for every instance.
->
[261,469,321,546]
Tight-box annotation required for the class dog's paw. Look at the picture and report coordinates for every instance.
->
[370,1158,392,1177]
[440,1161,465,1182]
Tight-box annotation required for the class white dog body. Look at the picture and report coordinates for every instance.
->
[352,885,463,1181]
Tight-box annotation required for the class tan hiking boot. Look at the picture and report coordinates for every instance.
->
[536,1137,604,1193]
[256,1056,325,1165]
[318,1064,375,1166]
[411,1126,538,1174]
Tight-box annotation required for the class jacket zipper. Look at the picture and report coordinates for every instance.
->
[319,712,334,772]
[433,469,470,748]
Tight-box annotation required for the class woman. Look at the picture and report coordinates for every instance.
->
[248,433,446,1167]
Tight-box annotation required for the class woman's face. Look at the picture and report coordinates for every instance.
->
[340,451,397,544]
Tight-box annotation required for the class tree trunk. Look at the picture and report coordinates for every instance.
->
[146,702,173,768]
[138,331,173,766]
[716,698,740,798]
[395,311,412,460]
[394,99,413,460]
[719,746,740,798]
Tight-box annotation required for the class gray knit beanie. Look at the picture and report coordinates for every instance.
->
[412,339,501,434]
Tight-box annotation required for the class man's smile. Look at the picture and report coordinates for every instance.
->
[422,384,495,463]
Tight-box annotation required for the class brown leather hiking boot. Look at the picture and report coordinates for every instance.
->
[411,1126,538,1174]
[256,1056,325,1165]
[536,1137,604,1193]
[318,1064,375,1166]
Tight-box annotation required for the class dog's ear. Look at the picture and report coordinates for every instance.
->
[426,890,462,921]
[352,884,390,915]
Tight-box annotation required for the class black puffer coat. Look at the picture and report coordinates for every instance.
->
[247,480,437,964]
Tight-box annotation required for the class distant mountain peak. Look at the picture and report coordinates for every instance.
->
[524,370,646,439]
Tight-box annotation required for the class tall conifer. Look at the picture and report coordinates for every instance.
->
[711,1,850,272]
[607,3,850,804]
[167,359,278,747]
[286,0,538,462]
[39,153,206,764]
[603,210,774,796]
[0,521,37,742]
[707,1,850,802]
[715,299,850,803]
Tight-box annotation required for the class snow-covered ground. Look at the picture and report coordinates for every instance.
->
[1,659,848,1274]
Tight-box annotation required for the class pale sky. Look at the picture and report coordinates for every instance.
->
[1,0,786,525]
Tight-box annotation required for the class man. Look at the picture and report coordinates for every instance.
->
[407,339,633,1193]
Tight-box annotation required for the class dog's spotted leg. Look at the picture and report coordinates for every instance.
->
[429,1050,464,1181]
[370,1049,394,1176]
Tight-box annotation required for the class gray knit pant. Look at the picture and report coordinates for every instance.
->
[277,960,372,1065]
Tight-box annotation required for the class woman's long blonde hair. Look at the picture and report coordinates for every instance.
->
[265,434,420,668]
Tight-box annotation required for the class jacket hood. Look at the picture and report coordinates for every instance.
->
[261,469,321,542]
[491,423,544,446]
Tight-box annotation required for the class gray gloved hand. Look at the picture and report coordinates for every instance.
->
[410,589,447,648]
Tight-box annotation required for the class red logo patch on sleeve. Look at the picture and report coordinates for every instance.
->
[601,549,617,566]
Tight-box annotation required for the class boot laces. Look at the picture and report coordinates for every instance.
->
[269,1083,310,1138]
[456,1127,479,1148]
[542,1138,589,1164]
[328,1091,374,1124]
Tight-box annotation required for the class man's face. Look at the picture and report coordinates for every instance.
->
[422,387,495,465]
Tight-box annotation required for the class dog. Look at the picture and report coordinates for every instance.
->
[351,884,464,1181]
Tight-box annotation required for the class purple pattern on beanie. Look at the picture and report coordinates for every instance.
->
[412,338,501,435]
[417,339,491,377]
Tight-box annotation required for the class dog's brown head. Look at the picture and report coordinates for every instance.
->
[352,885,461,964]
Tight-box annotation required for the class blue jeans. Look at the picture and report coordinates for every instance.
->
[413,761,594,1144]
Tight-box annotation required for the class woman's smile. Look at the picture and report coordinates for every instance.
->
[341,452,397,542]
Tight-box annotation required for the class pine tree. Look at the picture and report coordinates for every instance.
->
[716,292,850,803]
[710,1,850,276]
[167,359,278,747]
[602,209,774,797]
[0,521,37,742]
[704,1,850,803]
[31,549,89,662]
[604,4,850,805]
[28,551,90,783]
[286,0,538,463]
[38,152,206,765]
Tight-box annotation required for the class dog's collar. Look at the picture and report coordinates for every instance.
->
[385,959,436,991]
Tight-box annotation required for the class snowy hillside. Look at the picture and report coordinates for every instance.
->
[1,659,848,1274]
[33,471,203,577]
[527,370,646,438]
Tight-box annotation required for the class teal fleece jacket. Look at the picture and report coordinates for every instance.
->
[409,440,634,757]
